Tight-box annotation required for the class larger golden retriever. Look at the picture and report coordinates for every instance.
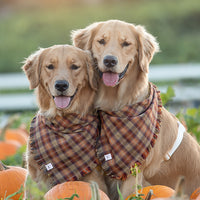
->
[23,45,107,191]
[72,20,200,199]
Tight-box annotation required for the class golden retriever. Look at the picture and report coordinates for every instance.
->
[22,45,107,191]
[72,20,200,199]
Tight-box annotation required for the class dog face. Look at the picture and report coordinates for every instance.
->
[23,45,96,116]
[92,21,138,87]
[72,20,159,87]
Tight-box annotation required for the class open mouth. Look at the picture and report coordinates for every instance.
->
[99,63,129,87]
[53,89,77,109]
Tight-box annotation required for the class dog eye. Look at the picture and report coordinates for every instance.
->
[98,39,106,45]
[122,41,130,47]
[71,64,80,70]
[46,64,54,70]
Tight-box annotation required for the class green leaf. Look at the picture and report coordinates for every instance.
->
[186,108,197,117]
[160,86,175,106]
[5,185,24,200]
[176,107,200,142]
[117,183,124,200]
[57,193,79,200]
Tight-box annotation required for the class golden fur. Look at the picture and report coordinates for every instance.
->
[23,45,97,117]
[23,45,107,191]
[72,20,200,199]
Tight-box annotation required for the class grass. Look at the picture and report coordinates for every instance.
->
[0,0,200,73]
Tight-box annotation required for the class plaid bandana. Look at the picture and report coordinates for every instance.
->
[29,82,162,185]
[29,113,99,186]
[96,83,162,180]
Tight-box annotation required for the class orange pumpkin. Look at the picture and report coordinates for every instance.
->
[5,128,28,145]
[125,185,175,200]
[0,161,27,200]
[195,194,200,200]
[44,181,110,200]
[190,187,200,200]
[0,140,21,160]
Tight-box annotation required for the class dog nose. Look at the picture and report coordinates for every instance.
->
[103,55,118,68]
[55,80,69,92]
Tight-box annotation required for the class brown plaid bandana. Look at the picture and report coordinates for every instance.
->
[29,82,162,185]
[29,113,99,186]
[96,83,162,180]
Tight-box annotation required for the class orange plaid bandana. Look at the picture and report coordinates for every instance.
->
[29,113,99,186]
[29,82,162,185]
[96,83,162,180]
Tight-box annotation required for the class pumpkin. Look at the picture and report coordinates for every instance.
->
[0,140,21,160]
[0,115,24,160]
[125,185,175,200]
[0,161,27,200]
[190,187,200,200]
[195,194,200,200]
[5,128,28,145]
[44,181,110,200]
[144,177,188,200]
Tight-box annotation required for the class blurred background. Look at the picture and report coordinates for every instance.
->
[0,0,200,116]
[0,0,200,198]
[0,0,200,72]
[0,0,199,117]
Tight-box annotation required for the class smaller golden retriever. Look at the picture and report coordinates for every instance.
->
[23,45,107,191]
[72,20,200,199]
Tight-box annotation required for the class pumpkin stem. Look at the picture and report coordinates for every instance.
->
[130,164,140,197]
[145,190,153,200]
[90,181,100,200]
[0,160,9,171]
[0,114,20,140]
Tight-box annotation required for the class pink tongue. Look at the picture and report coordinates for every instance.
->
[102,72,119,87]
[54,96,71,109]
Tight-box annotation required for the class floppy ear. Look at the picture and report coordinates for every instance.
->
[85,51,98,91]
[136,25,160,73]
[22,48,44,89]
[71,22,102,50]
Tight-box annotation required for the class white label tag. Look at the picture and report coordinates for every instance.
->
[104,153,112,161]
[45,163,53,171]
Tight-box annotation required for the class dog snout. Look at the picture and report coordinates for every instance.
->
[55,80,69,92]
[103,55,118,68]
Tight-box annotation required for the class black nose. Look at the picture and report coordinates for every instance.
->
[55,80,69,92]
[103,55,118,68]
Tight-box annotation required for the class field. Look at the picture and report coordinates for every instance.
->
[0,0,200,73]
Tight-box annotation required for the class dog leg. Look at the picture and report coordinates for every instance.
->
[81,168,108,195]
